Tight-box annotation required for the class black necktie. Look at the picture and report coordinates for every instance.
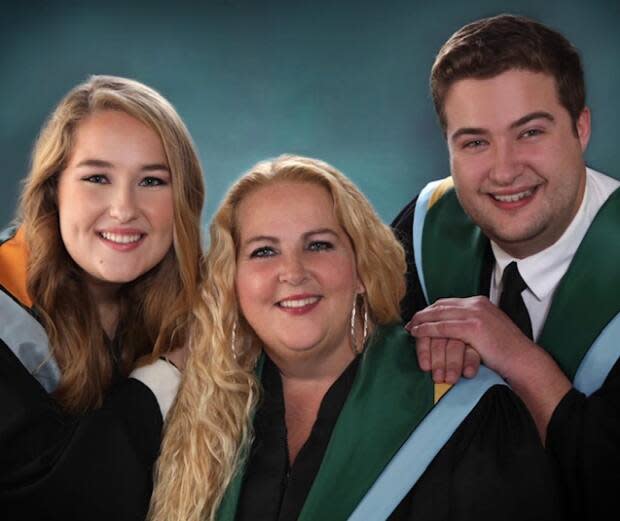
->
[499,262,533,340]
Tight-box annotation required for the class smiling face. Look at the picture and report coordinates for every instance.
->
[57,109,174,294]
[444,69,590,258]
[235,181,363,373]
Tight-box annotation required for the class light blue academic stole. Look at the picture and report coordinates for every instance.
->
[0,227,60,392]
[412,178,620,393]
[217,325,506,520]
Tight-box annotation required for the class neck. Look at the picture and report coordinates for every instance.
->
[270,344,355,384]
[84,276,122,339]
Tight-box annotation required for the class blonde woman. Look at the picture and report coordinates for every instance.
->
[0,76,203,521]
[153,155,561,521]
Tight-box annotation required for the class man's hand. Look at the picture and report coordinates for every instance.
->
[408,296,533,380]
[407,296,572,442]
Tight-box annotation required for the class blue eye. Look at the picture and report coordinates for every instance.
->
[82,174,109,184]
[140,176,167,187]
[250,246,276,258]
[308,241,333,251]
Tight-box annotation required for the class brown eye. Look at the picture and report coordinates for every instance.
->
[520,129,544,139]
[463,139,486,149]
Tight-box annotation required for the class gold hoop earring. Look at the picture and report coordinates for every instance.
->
[350,295,368,354]
[231,321,239,360]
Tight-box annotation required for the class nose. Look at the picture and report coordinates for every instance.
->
[278,252,308,285]
[489,140,523,185]
[108,185,138,223]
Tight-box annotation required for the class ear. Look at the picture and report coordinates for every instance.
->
[576,107,591,152]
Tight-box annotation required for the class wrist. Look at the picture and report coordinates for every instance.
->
[500,343,572,443]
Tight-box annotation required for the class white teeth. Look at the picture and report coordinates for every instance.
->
[100,232,142,244]
[493,189,534,202]
[279,297,320,308]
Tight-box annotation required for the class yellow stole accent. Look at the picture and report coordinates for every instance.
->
[434,382,452,403]
[0,228,33,308]
[428,177,455,209]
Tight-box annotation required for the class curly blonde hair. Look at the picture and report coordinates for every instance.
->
[151,155,406,521]
[18,75,205,413]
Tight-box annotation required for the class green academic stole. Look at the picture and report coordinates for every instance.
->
[414,180,620,386]
[218,326,442,520]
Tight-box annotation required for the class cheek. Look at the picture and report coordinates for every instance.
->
[57,201,88,238]
[321,255,359,296]
[57,185,105,234]
[143,192,175,243]
[451,155,485,186]
[236,265,273,317]
[56,180,78,231]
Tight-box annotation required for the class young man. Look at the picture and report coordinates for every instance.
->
[392,14,620,521]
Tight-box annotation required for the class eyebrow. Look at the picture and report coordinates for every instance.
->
[241,228,339,248]
[509,111,555,129]
[74,158,170,172]
[450,127,488,143]
[450,111,556,144]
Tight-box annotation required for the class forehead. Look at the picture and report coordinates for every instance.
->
[236,181,338,237]
[70,110,165,157]
[444,69,563,130]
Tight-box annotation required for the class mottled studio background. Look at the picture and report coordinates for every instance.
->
[2,0,619,229]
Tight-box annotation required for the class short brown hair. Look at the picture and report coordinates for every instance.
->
[431,14,585,133]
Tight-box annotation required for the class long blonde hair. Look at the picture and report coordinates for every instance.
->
[18,75,205,413]
[151,155,406,521]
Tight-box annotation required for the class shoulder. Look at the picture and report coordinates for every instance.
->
[391,196,418,235]
[390,178,456,231]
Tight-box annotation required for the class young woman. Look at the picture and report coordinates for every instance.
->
[151,155,562,521]
[0,75,204,520]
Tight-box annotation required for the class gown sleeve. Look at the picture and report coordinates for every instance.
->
[545,356,620,521]
[0,338,163,521]
[391,384,564,521]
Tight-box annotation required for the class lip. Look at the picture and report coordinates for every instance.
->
[97,228,146,252]
[487,185,540,210]
[276,294,322,316]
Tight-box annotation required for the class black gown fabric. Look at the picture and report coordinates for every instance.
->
[391,194,620,521]
[235,355,562,521]
[0,336,162,521]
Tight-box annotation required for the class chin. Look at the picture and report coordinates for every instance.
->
[99,270,144,284]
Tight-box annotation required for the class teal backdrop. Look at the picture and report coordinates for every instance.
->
[2,0,619,228]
